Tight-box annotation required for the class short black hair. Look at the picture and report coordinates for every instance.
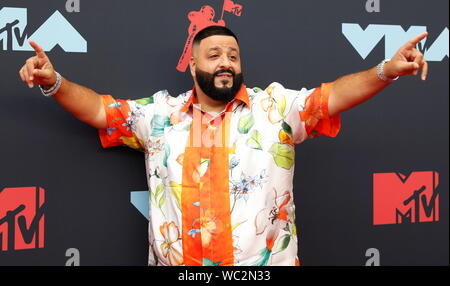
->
[193,25,239,46]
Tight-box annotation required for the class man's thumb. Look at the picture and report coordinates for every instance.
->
[397,61,420,74]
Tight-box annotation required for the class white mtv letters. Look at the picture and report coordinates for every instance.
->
[342,23,449,62]
[0,7,86,53]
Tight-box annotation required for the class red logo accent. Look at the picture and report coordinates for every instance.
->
[223,0,243,16]
[373,171,439,225]
[0,187,45,251]
[176,0,244,72]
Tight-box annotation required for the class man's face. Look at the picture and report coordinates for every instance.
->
[190,35,243,103]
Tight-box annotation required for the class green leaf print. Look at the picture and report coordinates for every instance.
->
[150,189,157,206]
[155,183,166,208]
[268,143,295,170]
[282,121,293,136]
[232,220,247,231]
[155,183,164,198]
[158,192,166,208]
[246,130,263,150]
[238,113,254,134]
[273,234,291,254]
[292,223,297,236]
[253,87,263,93]
[170,181,182,210]
[276,94,286,117]
[151,115,172,137]
[135,97,154,105]
[203,258,222,266]
[163,144,170,167]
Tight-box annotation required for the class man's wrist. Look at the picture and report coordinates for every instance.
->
[40,71,62,97]
[377,59,399,83]
[39,71,58,90]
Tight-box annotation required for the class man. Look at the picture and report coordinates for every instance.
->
[19,26,428,266]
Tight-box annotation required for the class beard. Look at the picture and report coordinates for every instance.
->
[195,67,244,103]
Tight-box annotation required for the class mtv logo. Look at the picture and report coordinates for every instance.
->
[0,7,87,53]
[0,187,45,251]
[342,23,449,61]
[373,171,439,226]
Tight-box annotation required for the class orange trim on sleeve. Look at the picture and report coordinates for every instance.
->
[97,94,134,148]
[300,82,341,138]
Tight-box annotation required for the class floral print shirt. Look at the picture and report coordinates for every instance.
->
[98,81,341,266]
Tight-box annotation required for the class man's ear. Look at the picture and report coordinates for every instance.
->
[189,56,196,78]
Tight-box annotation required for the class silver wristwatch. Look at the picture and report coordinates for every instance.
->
[39,71,62,97]
[377,59,399,83]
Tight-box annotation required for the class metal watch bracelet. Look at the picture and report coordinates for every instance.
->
[377,59,399,83]
[39,71,62,97]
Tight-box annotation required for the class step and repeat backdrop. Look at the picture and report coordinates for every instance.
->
[0,0,448,266]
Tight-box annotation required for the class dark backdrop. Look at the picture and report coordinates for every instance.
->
[0,0,448,266]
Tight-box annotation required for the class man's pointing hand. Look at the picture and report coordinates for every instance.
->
[383,32,429,81]
[19,40,56,89]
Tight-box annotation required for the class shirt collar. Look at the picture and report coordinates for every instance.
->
[180,84,250,113]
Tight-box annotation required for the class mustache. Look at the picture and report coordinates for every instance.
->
[213,69,235,77]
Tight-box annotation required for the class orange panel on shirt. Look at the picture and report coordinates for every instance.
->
[181,86,247,266]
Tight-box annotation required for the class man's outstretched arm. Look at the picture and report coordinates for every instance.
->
[328,32,429,117]
[18,40,106,129]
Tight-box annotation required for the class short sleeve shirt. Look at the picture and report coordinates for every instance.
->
[98,82,341,266]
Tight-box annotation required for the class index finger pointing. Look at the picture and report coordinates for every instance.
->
[406,32,428,49]
[29,40,47,58]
